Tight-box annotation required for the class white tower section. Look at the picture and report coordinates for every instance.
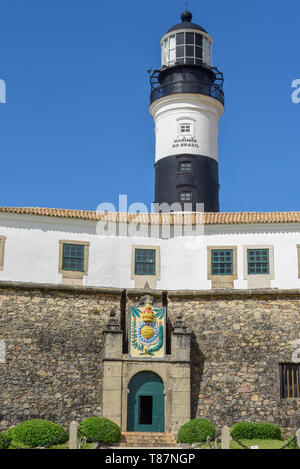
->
[150,94,224,164]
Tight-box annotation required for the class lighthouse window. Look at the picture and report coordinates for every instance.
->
[163,35,176,66]
[179,162,192,173]
[180,192,192,202]
[203,37,212,66]
[195,34,203,47]
[195,47,202,59]
[176,45,184,57]
[180,124,191,133]
[163,40,168,65]
[186,32,195,44]
[185,45,194,57]
[169,35,176,49]
[169,35,176,63]
[176,32,184,45]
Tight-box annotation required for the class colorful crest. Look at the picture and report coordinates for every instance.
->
[129,300,166,359]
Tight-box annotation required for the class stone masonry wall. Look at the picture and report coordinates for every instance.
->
[168,291,300,437]
[1,282,300,436]
[0,283,121,430]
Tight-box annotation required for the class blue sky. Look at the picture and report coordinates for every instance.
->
[0,0,299,213]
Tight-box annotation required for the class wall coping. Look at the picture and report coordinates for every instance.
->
[0,280,123,296]
[0,280,300,299]
[167,289,300,298]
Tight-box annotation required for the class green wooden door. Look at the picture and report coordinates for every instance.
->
[127,372,164,432]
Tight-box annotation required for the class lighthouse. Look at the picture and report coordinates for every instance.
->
[149,10,224,212]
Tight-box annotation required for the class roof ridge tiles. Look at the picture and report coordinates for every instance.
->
[0,207,299,225]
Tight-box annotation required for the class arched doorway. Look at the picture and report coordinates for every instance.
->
[127,372,165,432]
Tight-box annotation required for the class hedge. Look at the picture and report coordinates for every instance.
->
[6,419,69,448]
[0,433,11,450]
[177,418,216,444]
[231,422,282,440]
[78,417,121,445]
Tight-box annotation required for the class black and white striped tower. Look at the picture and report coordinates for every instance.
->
[149,10,224,212]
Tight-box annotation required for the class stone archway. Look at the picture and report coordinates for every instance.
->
[127,372,164,433]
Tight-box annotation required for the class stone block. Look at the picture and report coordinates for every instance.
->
[221,426,231,450]
[102,377,122,391]
[103,363,123,378]
[172,378,190,392]
[69,421,78,450]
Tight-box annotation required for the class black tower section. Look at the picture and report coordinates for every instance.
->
[154,154,219,213]
[150,11,224,213]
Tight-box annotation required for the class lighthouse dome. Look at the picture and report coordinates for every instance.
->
[167,10,208,34]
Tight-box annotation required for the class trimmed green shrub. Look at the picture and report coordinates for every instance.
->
[5,426,15,441]
[8,419,68,448]
[231,422,255,440]
[231,422,282,440]
[78,417,121,445]
[177,418,216,444]
[0,433,11,450]
[253,423,281,440]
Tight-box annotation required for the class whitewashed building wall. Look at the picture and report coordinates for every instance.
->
[0,213,299,290]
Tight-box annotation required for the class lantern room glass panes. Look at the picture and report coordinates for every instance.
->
[162,32,211,67]
[176,32,184,45]
[169,35,176,64]
[203,36,212,66]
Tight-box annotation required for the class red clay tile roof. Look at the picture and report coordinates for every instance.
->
[0,207,300,225]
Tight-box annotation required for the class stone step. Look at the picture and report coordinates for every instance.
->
[122,434,176,441]
[116,432,178,448]
[121,436,175,440]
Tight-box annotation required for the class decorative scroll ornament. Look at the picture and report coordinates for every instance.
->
[129,300,166,359]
